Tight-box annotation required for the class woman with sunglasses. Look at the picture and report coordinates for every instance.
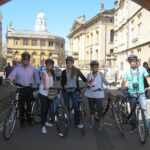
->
[39,59,55,134]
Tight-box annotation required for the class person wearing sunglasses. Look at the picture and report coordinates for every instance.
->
[121,54,150,133]
[8,52,40,127]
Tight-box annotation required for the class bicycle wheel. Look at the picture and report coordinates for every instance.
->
[55,104,70,137]
[3,105,17,140]
[32,98,41,123]
[112,103,124,136]
[137,107,147,144]
[78,101,86,135]
[115,96,127,124]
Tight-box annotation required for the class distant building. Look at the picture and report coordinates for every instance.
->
[6,12,65,67]
[68,3,115,69]
[114,0,150,70]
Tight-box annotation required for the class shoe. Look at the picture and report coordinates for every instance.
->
[45,122,53,127]
[129,126,137,134]
[76,124,83,129]
[41,126,47,134]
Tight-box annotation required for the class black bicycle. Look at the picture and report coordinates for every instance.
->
[3,83,41,140]
[115,89,149,144]
[48,87,70,137]
[94,87,124,136]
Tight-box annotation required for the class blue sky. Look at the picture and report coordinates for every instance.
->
[1,0,115,49]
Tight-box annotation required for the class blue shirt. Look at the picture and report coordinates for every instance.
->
[123,66,148,94]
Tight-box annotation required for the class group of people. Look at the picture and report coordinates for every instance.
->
[7,51,150,135]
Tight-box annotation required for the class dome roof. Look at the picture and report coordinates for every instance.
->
[36,12,46,19]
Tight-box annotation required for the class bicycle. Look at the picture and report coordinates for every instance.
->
[94,87,124,136]
[3,83,41,140]
[48,87,70,137]
[64,86,88,135]
[115,89,149,144]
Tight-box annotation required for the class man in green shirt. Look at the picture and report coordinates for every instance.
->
[121,54,150,133]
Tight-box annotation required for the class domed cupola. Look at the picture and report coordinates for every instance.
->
[35,11,47,32]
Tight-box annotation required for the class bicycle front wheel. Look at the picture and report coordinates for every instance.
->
[137,107,147,144]
[78,101,86,135]
[55,104,70,137]
[3,105,17,140]
[32,99,41,123]
[112,104,124,136]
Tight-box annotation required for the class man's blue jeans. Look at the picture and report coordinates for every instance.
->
[129,93,150,129]
[63,90,80,126]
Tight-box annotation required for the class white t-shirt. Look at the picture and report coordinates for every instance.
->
[39,70,54,96]
[85,72,109,99]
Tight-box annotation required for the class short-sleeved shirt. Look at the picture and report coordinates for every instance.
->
[123,66,148,94]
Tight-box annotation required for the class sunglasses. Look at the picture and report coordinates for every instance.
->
[23,58,30,60]
[129,59,136,63]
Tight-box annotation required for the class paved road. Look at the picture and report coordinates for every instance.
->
[0,116,150,150]
[0,80,150,150]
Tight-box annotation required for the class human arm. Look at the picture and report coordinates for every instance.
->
[41,72,48,90]
[34,68,40,86]
[7,67,17,82]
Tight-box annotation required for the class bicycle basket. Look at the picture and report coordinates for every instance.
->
[48,89,55,99]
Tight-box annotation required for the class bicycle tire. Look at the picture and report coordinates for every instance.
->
[78,101,86,135]
[3,105,17,140]
[115,96,127,124]
[137,106,147,144]
[32,99,41,123]
[55,104,70,137]
[112,103,124,136]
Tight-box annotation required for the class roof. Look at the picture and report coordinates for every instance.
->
[7,29,65,41]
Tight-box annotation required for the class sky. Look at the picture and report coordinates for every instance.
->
[0,0,115,49]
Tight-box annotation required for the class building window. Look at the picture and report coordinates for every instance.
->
[48,41,54,47]
[41,40,45,47]
[15,40,18,45]
[23,39,28,46]
[32,40,37,46]
[56,42,60,48]
[61,43,64,48]
[110,49,114,54]
[110,29,114,43]
[96,31,99,43]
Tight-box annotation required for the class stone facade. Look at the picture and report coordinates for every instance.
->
[114,0,150,71]
[68,9,115,69]
[6,12,65,67]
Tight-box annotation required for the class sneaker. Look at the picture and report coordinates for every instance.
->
[77,124,83,129]
[129,126,137,134]
[41,126,47,134]
[45,122,53,127]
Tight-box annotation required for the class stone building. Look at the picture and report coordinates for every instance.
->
[114,0,150,70]
[68,5,115,69]
[6,12,65,67]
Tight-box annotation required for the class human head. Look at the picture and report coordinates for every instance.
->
[66,56,74,69]
[143,61,149,68]
[90,60,99,73]
[21,52,31,66]
[127,54,138,68]
[45,59,54,70]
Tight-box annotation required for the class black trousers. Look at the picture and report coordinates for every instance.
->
[39,94,51,126]
[18,86,33,124]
